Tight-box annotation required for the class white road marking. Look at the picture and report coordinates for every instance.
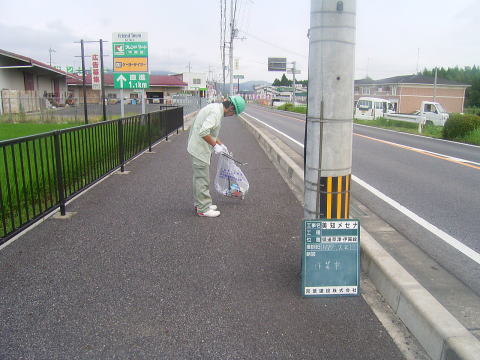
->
[242,112,304,147]
[244,111,480,264]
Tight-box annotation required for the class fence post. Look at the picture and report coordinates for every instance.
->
[165,111,169,142]
[147,113,152,152]
[53,131,66,216]
[181,106,184,132]
[118,119,125,172]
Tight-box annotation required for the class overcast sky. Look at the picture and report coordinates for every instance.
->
[0,0,479,84]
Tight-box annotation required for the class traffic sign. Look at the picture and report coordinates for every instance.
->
[113,42,148,57]
[112,32,150,88]
[268,57,287,71]
[114,73,150,89]
[233,74,245,79]
[113,57,148,72]
[287,69,301,74]
[301,219,360,297]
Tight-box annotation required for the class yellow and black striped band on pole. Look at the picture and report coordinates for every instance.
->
[319,175,351,219]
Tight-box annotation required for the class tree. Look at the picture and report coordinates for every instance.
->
[272,74,292,86]
[422,66,480,107]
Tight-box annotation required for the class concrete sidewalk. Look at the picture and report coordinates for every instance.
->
[0,116,403,359]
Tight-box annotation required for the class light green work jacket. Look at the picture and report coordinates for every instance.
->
[187,103,224,164]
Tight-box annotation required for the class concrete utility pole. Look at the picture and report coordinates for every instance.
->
[292,61,297,105]
[304,0,356,220]
[433,67,438,102]
[48,47,56,66]
[229,0,235,96]
[80,40,88,124]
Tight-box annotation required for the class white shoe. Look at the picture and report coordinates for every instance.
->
[195,204,217,212]
[197,209,221,217]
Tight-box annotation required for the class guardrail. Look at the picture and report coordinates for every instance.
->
[0,106,183,244]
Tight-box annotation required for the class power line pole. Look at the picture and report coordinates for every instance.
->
[229,0,235,96]
[80,40,88,124]
[220,0,227,97]
[292,61,297,105]
[48,47,56,66]
[304,0,356,220]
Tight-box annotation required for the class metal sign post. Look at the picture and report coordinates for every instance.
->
[100,39,107,121]
[80,40,88,124]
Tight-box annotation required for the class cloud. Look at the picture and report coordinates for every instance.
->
[0,22,78,65]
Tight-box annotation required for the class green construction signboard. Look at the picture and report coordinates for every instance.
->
[113,42,148,57]
[301,219,360,297]
[114,73,150,89]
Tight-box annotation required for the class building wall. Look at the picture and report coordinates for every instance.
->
[398,85,465,113]
[355,84,467,113]
[0,68,26,90]
[68,86,186,103]
[182,72,207,91]
[37,76,53,94]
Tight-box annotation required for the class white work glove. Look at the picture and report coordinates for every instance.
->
[213,144,223,154]
[220,144,228,154]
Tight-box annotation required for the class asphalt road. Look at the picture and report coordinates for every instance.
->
[244,104,480,295]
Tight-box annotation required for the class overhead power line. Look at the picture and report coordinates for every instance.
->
[238,29,307,58]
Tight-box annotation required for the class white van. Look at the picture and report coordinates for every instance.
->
[354,97,394,120]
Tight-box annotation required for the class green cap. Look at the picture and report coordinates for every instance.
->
[228,95,246,115]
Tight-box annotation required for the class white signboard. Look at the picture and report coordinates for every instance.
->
[112,32,148,42]
[91,54,101,90]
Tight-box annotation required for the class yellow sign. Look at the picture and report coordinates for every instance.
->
[113,57,148,72]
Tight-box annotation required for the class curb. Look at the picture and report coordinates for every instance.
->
[240,113,480,360]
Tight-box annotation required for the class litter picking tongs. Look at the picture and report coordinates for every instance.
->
[221,152,247,166]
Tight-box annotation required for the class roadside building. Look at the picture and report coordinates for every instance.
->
[67,74,188,104]
[0,48,69,115]
[354,75,469,113]
[173,72,207,97]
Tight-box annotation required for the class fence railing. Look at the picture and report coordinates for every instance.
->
[0,106,184,244]
[0,95,208,123]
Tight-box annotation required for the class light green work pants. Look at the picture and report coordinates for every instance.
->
[192,156,213,213]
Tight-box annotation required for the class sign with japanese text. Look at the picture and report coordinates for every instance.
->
[113,42,148,57]
[301,220,360,297]
[113,57,148,72]
[114,73,150,89]
[91,54,101,90]
[113,32,150,89]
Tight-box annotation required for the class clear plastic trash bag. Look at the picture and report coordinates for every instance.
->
[214,153,249,199]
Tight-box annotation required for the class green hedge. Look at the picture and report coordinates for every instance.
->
[442,113,480,140]
[277,103,307,114]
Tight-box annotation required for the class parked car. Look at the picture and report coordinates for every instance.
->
[354,97,394,120]
[385,101,449,126]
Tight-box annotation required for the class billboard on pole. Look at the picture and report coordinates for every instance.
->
[268,57,287,71]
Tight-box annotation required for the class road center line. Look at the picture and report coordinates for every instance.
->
[243,111,480,265]
[355,133,480,170]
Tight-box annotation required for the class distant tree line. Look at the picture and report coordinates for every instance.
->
[422,66,480,108]
[272,74,308,87]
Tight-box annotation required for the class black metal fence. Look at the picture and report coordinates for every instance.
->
[0,106,184,244]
